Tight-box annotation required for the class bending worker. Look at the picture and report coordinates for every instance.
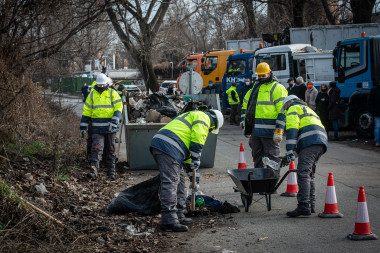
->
[244,62,288,169]
[274,95,327,217]
[80,73,123,180]
[150,109,224,232]
[226,82,239,125]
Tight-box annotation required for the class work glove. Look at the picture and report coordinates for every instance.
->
[81,130,86,138]
[273,128,283,143]
[108,122,118,132]
[244,134,251,138]
[190,160,200,171]
[286,150,296,164]
[187,168,200,194]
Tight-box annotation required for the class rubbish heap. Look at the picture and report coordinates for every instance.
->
[127,92,207,124]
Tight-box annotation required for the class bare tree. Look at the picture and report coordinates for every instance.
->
[0,0,107,75]
[106,0,172,92]
[239,0,257,38]
[350,0,376,24]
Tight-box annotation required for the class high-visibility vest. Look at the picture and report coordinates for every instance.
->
[284,103,328,153]
[245,80,288,138]
[150,111,211,164]
[226,86,240,105]
[80,87,123,134]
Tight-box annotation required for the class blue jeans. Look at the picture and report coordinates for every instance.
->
[374,117,380,143]
[332,120,339,139]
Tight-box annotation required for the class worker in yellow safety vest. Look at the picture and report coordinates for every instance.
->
[244,62,288,169]
[150,109,224,232]
[80,73,123,180]
[274,95,327,217]
[225,82,240,125]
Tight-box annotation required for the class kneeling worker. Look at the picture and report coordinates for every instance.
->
[150,109,224,232]
[274,95,327,217]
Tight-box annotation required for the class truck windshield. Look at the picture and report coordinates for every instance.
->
[338,43,360,71]
[256,54,286,71]
[203,56,218,74]
[227,59,246,76]
[185,58,198,71]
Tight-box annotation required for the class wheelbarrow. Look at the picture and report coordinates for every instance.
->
[227,166,297,212]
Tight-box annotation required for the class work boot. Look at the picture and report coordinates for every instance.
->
[88,166,98,178]
[108,174,115,181]
[179,217,193,225]
[160,223,188,232]
[311,204,315,213]
[286,206,311,217]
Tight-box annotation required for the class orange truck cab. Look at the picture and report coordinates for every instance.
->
[176,53,203,87]
[200,50,237,91]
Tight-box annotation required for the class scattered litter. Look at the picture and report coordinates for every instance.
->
[125,225,137,235]
[134,232,151,238]
[258,237,269,241]
[23,157,30,162]
[34,183,48,195]
[97,238,105,242]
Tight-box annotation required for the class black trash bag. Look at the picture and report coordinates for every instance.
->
[149,93,179,117]
[156,106,179,118]
[107,175,161,215]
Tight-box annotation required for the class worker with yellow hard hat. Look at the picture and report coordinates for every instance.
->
[243,62,288,169]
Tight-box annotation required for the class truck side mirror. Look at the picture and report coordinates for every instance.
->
[201,58,205,63]
[201,64,205,71]
[332,48,338,71]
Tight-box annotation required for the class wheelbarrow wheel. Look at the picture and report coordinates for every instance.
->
[241,193,253,212]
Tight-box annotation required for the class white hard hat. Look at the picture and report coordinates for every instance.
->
[95,73,108,85]
[281,95,300,112]
[210,109,224,134]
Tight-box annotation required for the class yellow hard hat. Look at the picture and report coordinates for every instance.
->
[256,62,271,75]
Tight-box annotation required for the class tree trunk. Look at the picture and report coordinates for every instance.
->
[240,0,257,38]
[138,51,159,92]
[292,0,306,27]
[320,0,336,25]
[350,0,375,24]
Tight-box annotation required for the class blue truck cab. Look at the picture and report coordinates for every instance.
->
[333,35,380,137]
[221,52,254,112]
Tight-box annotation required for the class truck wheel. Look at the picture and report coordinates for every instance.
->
[354,105,374,138]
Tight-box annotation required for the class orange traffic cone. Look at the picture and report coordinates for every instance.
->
[319,172,344,218]
[238,143,247,169]
[347,186,378,240]
[280,161,298,197]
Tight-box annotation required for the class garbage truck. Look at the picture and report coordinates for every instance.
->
[332,34,380,137]
[221,51,254,110]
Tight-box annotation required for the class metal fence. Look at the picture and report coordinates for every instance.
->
[52,77,96,94]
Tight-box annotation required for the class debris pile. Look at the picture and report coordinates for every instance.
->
[127,92,206,123]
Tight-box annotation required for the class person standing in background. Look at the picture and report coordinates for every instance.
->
[290,77,307,101]
[305,81,318,111]
[287,78,295,93]
[328,81,341,141]
[315,83,330,133]
[368,84,380,147]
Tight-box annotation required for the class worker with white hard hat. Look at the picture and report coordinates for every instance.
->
[150,109,223,232]
[80,73,122,180]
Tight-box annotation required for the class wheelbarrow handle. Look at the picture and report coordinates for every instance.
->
[272,169,298,193]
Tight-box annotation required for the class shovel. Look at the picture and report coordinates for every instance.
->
[191,170,196,211]
[115,113,124,163]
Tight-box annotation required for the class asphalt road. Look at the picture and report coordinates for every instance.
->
[184,124,380,253]
[57,93,380,253]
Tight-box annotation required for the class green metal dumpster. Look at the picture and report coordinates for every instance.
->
[124,94,221,169]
